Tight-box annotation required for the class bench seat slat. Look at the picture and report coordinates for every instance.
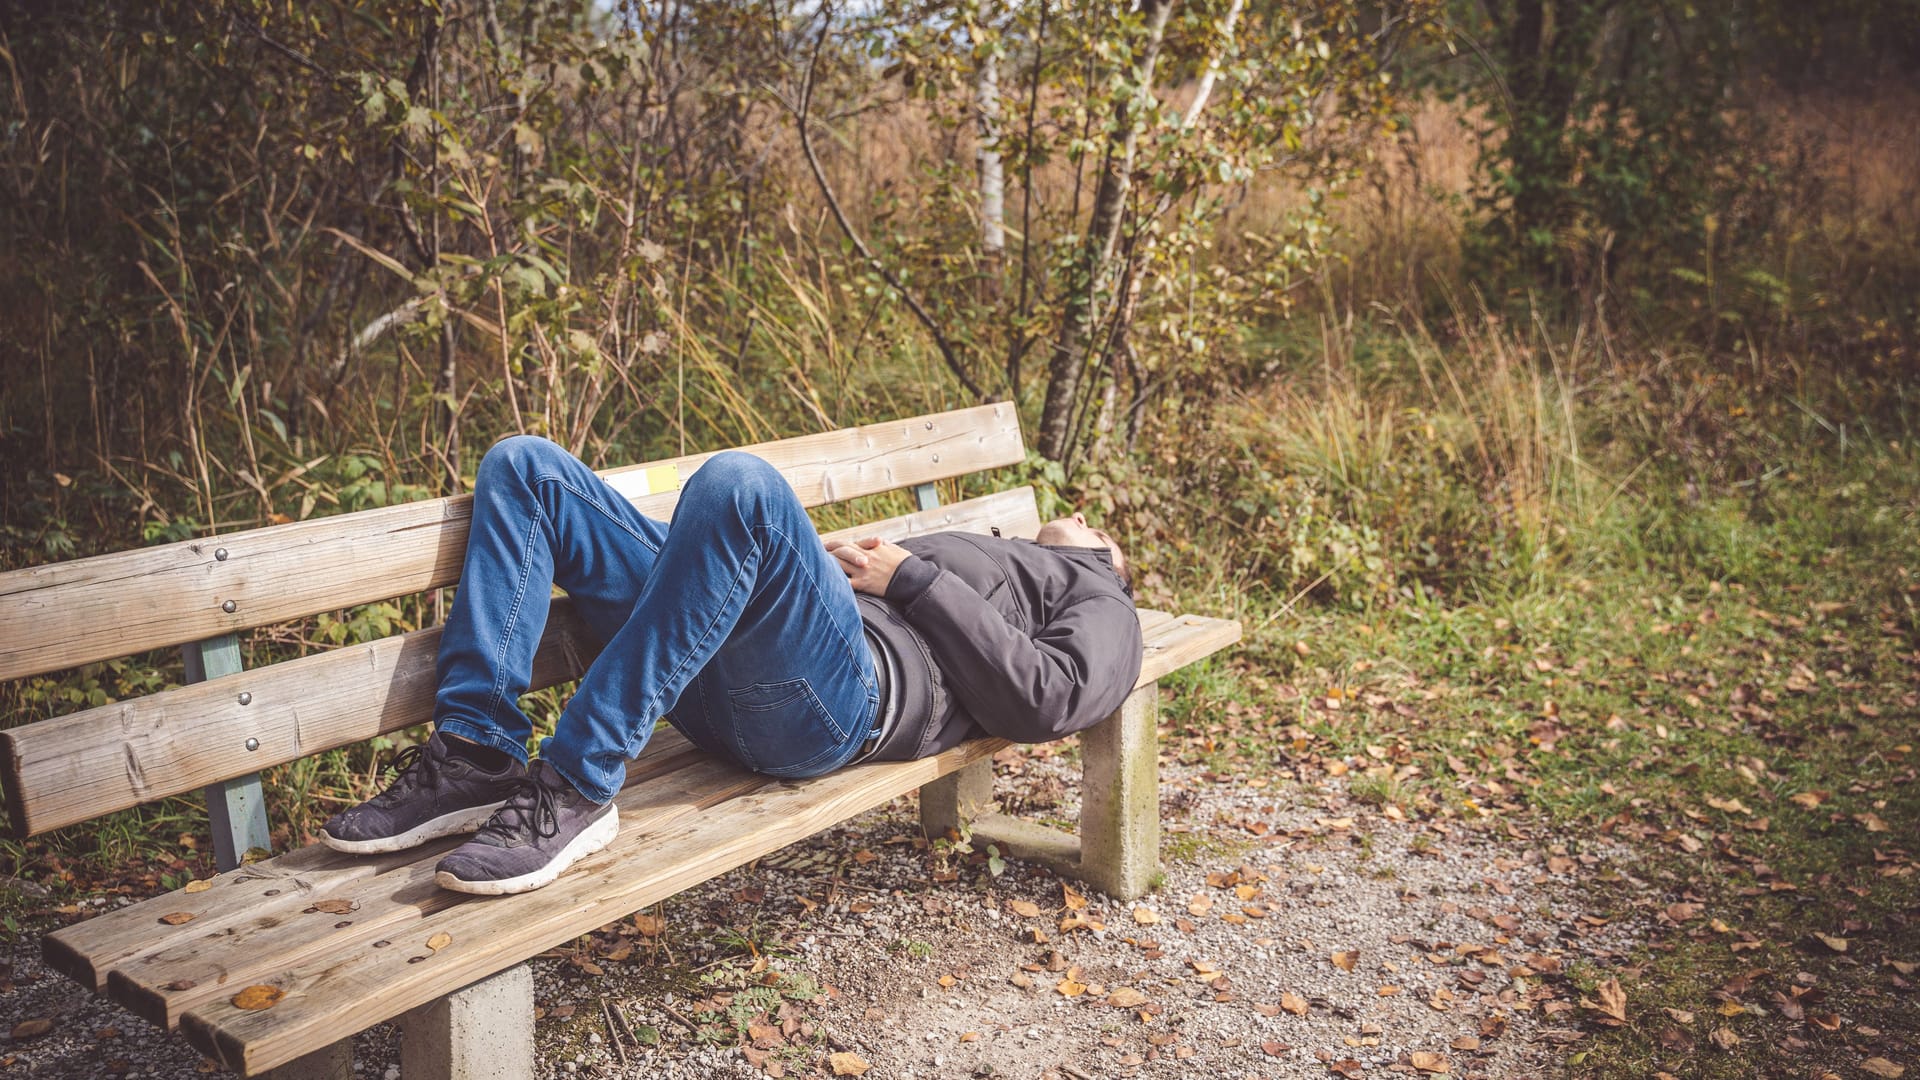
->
[117,750,761,1031]
[44,729,703,994]
[3,488,1045,838]
[0,404,1023,681]
[178,737,1012,1076]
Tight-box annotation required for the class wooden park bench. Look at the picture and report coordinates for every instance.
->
[0,404,1240,1079]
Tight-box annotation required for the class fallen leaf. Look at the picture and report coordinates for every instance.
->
[231,986,284,1011]
[1061,883,1088,911]
[1450,1036,1480,1052]
[1594,978,1628,1022]
[182,880,213,894]
[1105,988,1148,1008]
[828,1051,871,1076]
[1410,1051,1450,1074]
[1331,950,1359,972]
[1262,1041,1289,1057]
[1132,906,1160,925]
[9,1020,53,1039]
[426,932,452,953]
[1813,933,1849,953]
[1855,813,1890,833]
[1254,1003,1281,1017]
[1807,1012,1841,1032]
[1280,991,1309,1016]
[159,912,196,926]
[631,914,665,936]
[1330,1059,1364,1079]
[1708,1027,1739,1050]
[959,1031,979,1043]
[1789,791,1826,809]
[1008,899,1040,918]
[1862,1059,1905,1079]
[1055,977,1087,997]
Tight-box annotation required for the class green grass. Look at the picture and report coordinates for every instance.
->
[1158,420,1919,1075]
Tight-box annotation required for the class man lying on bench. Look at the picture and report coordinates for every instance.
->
[319,437,1144,895]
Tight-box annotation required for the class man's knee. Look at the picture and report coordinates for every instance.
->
[683,451,789,514]
[476,434,569,489]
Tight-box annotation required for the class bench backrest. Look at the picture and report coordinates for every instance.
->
[1,405,1040,839]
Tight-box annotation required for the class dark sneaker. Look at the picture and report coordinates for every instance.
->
[433,760,618,895]
[320,733,526,854]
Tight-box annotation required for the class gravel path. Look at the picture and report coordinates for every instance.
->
[1,745,1639,1078]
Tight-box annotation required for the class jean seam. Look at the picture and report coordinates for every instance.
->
[534,472,663,556]
[762,520,878,699]
[625,541,758,760]
[480,502,543,727]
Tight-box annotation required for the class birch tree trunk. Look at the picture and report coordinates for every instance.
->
[976,47,1005,303]
[1035,0,1176,461]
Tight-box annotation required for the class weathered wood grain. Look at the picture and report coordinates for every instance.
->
[0,404,1023,680]
[3,488,1042,837]
[44,731,700,993]
[114,753,760,1030]
[178,737,1011,1076]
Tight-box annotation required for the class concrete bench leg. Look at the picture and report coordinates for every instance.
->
[1077,683,1161,900]
[399,963,535,1080]
[920,756,994,840]
[263,1041,351,1080]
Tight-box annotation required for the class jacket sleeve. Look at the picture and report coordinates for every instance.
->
[884,556,1144,742]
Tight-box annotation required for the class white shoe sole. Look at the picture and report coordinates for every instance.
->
[319,802,508,855]
[433,805,620,896]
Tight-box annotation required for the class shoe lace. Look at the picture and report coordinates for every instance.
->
[475,775,562,843]
[367,743,435,805]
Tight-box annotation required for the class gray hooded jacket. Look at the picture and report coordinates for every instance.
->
[854,532,1144,761]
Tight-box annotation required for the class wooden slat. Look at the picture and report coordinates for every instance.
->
[175,736,1008,1076]
[44,730,701,994]
[0,404,1024,681]
[115,752,760,1030]
[1135,613,1243,687]
[2,488,1043,838]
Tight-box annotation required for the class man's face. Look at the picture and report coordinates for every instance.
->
[1035,512,1127,582]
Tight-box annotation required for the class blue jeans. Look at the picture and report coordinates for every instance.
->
[431,437,879,803]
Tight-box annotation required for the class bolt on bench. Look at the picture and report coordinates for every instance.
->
[0,404,1240,1079]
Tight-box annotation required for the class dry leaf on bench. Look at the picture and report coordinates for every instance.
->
[828,1051,871,1076]
[232,986,285,1011]
[182,880,213,894]
[159,912,196,926]
[426,932,452,953]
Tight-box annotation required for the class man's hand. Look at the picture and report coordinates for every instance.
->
[826,536,913,597]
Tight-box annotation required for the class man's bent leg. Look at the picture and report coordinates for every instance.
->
[540,451,878,800]
[324,436,667,856]
[433,435,669,761]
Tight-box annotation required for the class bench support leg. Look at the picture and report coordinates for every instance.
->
[399,963,535,1080]
[919,757,993,840]
[182,632,273,871]
[1076,683,1161,900]
[262,1041,351,1080]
